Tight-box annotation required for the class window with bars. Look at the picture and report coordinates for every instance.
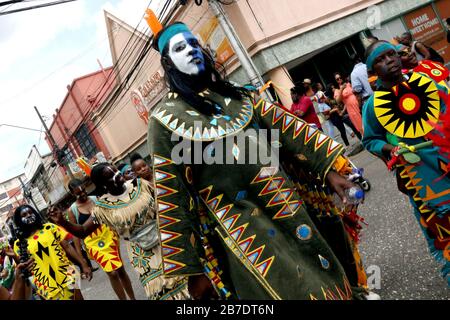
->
[60,145,75,164]
[75,124,98,159]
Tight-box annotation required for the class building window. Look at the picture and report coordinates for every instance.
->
[75,124,98,159]
[0,192,7,201]
[62,146,75,163]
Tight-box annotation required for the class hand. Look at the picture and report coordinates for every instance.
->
[188,274,218,300]
[81,264,93,281]
[326,170,358,205]
[15,258,35,277]
[48,205,65,225]
[4,246,16,258]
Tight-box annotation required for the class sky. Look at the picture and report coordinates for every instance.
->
[0,0,162,182]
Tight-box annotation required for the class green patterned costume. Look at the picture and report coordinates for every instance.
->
[148,90,361,300]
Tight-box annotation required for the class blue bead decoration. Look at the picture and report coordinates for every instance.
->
[98,241,105,248]
[296,224,312,240]
[210,118,218,126]
[268,229,276,237]
[318,254,330,270]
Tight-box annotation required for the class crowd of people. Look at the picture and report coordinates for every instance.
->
[1,22,449,301]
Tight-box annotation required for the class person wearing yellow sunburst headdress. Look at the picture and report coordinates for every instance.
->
[362,40,450,287]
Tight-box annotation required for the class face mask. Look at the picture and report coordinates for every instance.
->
[168,32,205,75]
[21,215,36,225]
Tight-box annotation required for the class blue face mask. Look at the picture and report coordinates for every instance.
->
[168,32,205,75]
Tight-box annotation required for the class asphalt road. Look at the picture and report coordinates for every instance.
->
[352,150,450,300]
[78,144,450,300]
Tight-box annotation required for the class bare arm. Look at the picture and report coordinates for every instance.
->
[67,208,84,258]
[335,88,344,103]
[9,258,35,300]
[0,286,9,300]
[340,104,347,116]
[48,206,98,239]
[416,42,431,60]
[60,240,92,281]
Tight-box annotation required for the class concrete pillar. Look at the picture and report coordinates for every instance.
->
[266,66,295,109]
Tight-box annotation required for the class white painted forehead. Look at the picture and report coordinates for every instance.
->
[169,33,189,49]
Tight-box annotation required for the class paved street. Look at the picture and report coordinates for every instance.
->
[352,150,450,300]
[80,241,147,300]
[79,143,450,300]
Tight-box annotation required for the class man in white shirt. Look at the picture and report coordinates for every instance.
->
[350,54,373,112]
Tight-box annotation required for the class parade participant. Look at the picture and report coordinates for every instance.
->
[130,153,153,183]
[117,164,135,181]
[13,205,92,300]
[396,44,449,90]
[398,32,431,62]
[67,178,136,300]
[144,21,375,300]
[49,164,190,300]
[0,257,34,300]
[362,40,450,286]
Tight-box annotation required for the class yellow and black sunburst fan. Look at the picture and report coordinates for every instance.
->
[374,72,440,138]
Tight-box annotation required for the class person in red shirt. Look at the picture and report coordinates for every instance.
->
[290,86,322,130]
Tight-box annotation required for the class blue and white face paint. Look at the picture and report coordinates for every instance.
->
[168,32,205,75]
[21,213,36,225]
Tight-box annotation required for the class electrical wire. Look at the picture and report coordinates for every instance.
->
[48,0,157,156]
[0,0,77,16]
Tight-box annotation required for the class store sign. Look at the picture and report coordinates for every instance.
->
[197,16,234,64]
[405,6,442,42]
[403,4,449,64]
[137,70,165,103]
[131,90,150,125]
[131,70,165,124]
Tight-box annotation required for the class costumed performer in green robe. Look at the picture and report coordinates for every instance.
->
[146,22,377,300]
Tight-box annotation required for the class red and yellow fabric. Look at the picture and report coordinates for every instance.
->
[414,60,450,91]
[14,223,77,300]
[84,224,123,273]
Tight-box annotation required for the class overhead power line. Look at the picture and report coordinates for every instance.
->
[0,0,76,16]
[0,0,25,8]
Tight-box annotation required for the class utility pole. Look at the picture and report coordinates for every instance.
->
[34,106,74,179]
[208,0,273,102]
[18,176,44,220]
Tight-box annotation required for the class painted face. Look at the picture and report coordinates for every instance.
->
[372,47,403,81]
[168,32,205,75]
[123,168,136,181]
[20,207,37,225]
[102,166,126,193]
